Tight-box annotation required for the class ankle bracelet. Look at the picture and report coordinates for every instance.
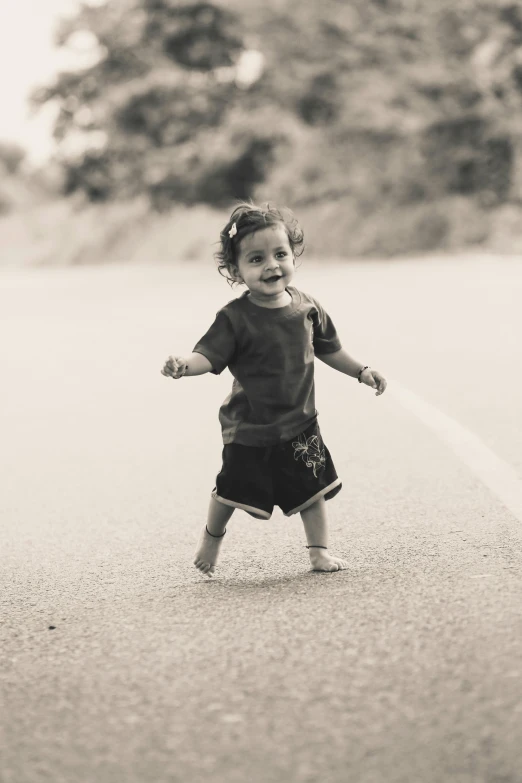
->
[206,525,226,538]
[305,545,327,549]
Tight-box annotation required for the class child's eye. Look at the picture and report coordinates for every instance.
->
[276,252,287,259]
[250,256,262,263]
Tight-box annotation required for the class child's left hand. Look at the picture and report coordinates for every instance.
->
[361,368,387,396]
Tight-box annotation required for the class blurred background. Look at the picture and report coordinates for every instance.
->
[3,0,522,266]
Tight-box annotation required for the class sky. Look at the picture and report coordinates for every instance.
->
[0,0,84,164]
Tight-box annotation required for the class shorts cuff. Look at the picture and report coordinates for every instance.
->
[283,478,342,517]
[211,491,272,520]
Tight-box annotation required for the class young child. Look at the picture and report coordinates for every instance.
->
[162,202,387,577]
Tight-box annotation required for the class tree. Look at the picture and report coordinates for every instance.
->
[0,142,26,175]
[31,0,289,206]
[32,0,522,215]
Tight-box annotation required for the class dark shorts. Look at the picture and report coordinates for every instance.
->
[212,420,342,519]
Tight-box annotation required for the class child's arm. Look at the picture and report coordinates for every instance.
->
[161,352,213,379]
[317,349,387,396]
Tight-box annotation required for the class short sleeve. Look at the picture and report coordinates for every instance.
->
[192,310,237,375]
[310,297,342,355]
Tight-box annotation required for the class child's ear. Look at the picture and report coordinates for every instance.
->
[229,264,243,282]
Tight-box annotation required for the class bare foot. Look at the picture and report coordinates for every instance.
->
[193,526,226,577]
[309,549,348,573]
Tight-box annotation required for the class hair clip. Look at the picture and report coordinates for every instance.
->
[228,222,237,238]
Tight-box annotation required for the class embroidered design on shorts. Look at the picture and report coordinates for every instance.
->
[292,433,326,477]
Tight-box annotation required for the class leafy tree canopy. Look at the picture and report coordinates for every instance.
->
[32,0,522,210]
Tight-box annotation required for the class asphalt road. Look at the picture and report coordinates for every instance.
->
[1,254,522,783]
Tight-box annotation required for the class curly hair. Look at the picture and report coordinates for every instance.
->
[214,200,305,287]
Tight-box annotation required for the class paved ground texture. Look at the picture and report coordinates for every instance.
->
[1,255,522,783]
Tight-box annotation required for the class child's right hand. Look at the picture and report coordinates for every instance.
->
[161,355,188,379]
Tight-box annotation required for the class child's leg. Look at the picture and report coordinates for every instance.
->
[193,496,235,577]
[300,496,348,573]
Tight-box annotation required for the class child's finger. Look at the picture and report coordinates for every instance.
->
[162,357,187,378]
[169,357,185,372]
[375,378,387,395]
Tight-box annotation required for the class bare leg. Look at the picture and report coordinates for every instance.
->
[193,496,235,577]
[300,496,348,572]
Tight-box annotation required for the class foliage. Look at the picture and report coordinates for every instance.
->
[0,142,26,175]
[0,143,27,215]
[30,0,522,252]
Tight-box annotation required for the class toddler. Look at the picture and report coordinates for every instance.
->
[162,202,387,576]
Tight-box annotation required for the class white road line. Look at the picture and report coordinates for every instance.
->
[389,380,522,523]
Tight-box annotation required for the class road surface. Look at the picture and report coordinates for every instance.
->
[1,254,522,783]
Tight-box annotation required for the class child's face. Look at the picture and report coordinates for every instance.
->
[231,224,295,303]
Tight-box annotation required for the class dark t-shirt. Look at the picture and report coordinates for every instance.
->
[192,286,342,446]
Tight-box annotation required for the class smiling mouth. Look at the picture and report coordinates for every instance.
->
[263,276,282,283]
